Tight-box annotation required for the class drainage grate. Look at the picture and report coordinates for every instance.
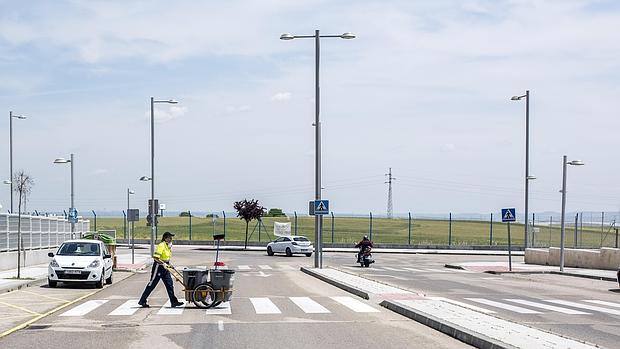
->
[101,323,139,328]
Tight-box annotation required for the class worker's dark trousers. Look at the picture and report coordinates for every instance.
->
[139,263,179,304]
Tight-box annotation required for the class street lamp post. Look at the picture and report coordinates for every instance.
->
[54,154,75,236]
[148,97,178,256]
[560,156,584,272]
[511,91,532,248]
[9,111,27,213]
[280,30,355,269]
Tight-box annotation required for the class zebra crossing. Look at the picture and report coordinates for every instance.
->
[340,265,471,273]
[57,295,380,318]
[447,297,620,317]
[234,264,299,271]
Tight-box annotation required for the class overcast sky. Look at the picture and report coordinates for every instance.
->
[0,0,619,217]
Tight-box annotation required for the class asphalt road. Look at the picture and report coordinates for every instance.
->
[0,247,469,349]
[322,252,620,349]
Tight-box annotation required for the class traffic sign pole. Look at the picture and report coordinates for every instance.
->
[507,222,512,271]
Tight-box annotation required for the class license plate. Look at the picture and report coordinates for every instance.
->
[64,270,82,275]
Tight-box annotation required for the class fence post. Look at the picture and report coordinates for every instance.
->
[490,213,493,245]
[258,217,261,242]
[531,213,535,247]
[549,216,553,247]
[294,211,298,236]
[574,213,578,248]
[601,211,605,247]
[122,210,126,239]
[222,211,226,237]
[408,212,412,245]
[615,228,618,248]
[448,212,452,246]
[331,212,334,243]
[369,212,373,241]
[189,210,192,241]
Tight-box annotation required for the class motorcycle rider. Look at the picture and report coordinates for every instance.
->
[355,235,373,263]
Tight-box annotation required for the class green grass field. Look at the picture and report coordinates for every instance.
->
[93,215,618,248]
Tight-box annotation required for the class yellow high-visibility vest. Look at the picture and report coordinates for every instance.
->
[153,241,172,261]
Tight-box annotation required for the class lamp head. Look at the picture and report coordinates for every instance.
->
[280,33,295,40]
[13,115,27,119]
[568,160,585,166]
[167,99,178,104]
[139,176,151,181]
[526,175,537,180]
[511,96,523,101]
[53,158,70,164]
[340,32,356,39]
[2,180,11,185]
[128,190,135,194]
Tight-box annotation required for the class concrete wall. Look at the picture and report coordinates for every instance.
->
[525,247,620,270]
[0,248,57,270]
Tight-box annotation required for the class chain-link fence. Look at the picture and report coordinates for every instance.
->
[0,213,91,252]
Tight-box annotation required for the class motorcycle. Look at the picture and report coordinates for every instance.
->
[357,246,375,267]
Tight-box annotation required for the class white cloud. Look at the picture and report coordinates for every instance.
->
[225,105,251,114]
[271,92,292,101]
[150,106,188,123]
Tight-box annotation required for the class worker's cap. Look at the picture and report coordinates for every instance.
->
[162,231,175,239]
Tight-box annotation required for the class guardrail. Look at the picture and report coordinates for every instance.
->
[0,213,90,252]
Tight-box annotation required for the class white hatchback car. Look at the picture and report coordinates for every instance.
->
[267,236,313,257]
[48,239,113,288]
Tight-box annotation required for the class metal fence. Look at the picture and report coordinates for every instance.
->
[0,213,91,252]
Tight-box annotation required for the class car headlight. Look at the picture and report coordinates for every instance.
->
[50,259,59,268]
[88,260,100,268]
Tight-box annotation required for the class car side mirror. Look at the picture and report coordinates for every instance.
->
[48,252,54,257]
[104,254,111,259]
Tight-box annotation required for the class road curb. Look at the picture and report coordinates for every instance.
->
[482,270,617,282]
[0,277,46,294]
[300,267,370,300]
[380,299,512,349]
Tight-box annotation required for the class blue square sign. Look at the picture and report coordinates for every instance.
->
[501,208,516,222]
[314,200,329,215]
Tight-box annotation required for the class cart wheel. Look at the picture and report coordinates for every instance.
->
[192,283,216,309]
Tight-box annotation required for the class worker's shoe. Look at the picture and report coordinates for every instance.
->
[171,301,184,308]
[138,302,150,308]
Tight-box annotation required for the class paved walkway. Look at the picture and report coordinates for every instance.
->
[447,261,618,281]
[305,267,598,349]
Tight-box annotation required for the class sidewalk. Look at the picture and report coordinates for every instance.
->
[302,267,598,349]
[446,261,619,282]
[0,252,152,293]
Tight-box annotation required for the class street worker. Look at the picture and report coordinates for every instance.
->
[138,231,184,308]
[355,235,373,262]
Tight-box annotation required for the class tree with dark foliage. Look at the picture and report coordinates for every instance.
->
[233,199,266,249]
[13,171,33,279]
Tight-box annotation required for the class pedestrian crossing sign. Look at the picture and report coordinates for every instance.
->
[314,200,329,215]
[501,208,516,222]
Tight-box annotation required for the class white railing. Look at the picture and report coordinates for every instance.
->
[0,213,90,252]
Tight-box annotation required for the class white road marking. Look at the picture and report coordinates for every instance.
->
[109,299,141,316]
[505,299,590,315]
[218,320,224,331]
[545,300,620,315]
[279,265,295,270]
[60,300,108,317]
[427,297,496,314]
[465,298,542,314]
[423,268,450,273]
[370,274,409,280]
[583,300,620,308]
[206,302,231,315]
[258,265,273,270]
[290,297,331,313]
[382,267,406,272]
[157,299,186,315]
[403,267,426,272]
[237,265,251,270]
[250,297,281,314]
[482,277,504,280]
[331,296,380,313]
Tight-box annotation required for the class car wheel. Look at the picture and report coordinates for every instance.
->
[305,253,312,257]
[105,271,113,285]
[267,246,274,256]
[95,269,104,288]
[48,279,57,288]
[286,247,292,257]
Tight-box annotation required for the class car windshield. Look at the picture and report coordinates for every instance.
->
[293,237,309,242]
[57,242,100,256]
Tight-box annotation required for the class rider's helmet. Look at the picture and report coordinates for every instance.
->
[363,235,369,241]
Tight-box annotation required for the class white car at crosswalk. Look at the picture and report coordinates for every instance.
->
[267,236,313,257]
